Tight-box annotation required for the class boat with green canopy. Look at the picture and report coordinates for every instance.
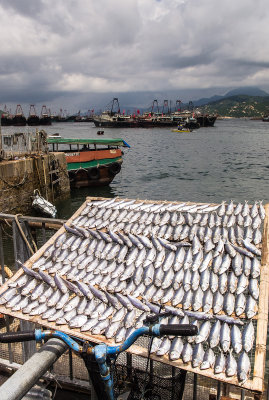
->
[47,136,130,188]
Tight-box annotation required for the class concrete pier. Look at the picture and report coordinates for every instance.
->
[0,153,70,214]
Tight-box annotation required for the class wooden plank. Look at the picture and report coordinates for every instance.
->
[252,203,269,392]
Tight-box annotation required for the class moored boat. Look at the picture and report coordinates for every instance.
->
[40,105,52,125]
[47,137,130,188]
[1,106,13,126]
[27,105,40,126]
[12,105,27,126]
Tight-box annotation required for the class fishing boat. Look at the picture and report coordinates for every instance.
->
[47,137,130,188]
[39,105,52,126]
[27,105,40,126]
[12,105,27,126]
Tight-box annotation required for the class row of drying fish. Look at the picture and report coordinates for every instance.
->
[75,199,265,234]
[0,278,255,353]
[34,229,262,281]
[73,216,263,248]
[82,198,265,219]
[151,336,251,383]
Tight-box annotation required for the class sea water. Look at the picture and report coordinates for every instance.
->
[37,118,269,219]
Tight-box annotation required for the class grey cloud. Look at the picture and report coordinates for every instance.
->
[0,0,269,112]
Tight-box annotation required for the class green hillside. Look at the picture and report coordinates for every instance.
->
[197,95,269,118]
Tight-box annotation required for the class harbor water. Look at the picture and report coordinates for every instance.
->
[34,118,269,219]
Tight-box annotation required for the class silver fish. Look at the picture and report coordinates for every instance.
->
[223,293,235,316]
[242,239,261,257]
[77,297,88,315]
[21,279,38,296]
[213,291,224,314]
[237,352,251,383]
[212,255,222,274]
[144,264,155,286]
[183,269,192,292]
[219,253,232,275]
[232,253,243,277]
[169,337,184,361]
[250,257,261,279]
[231,325,242,354]
[49,308,65,322]
[171,287,185,306]
[181,342,193,363]
[12,296,29,312]
[127,295,150,312]
[22,299,39,314]
[226,351,237,377]
[193,288,203,311]
[80,317,100,332]
[199,252,213,273]
[236,274,249,295]
[162,268,175,290]
[69,315,88,329]
[201,348,215,370]
[245,295,257,319]
[124,309,137,329]
[242,321,255,352]
[209,271,218,293]
[196,320,211,343]
[160,287,174,304]
[42,307,58,320]
[227,271,238,294]
[150,337,162,353]
[115,326,127,343]
[209,320,221,348]
[219,273,228,295]
[163,251,175,272]
[31,282,46,301]
[220,323,230,352]
[105,320,122,339]
[191,270,200,291]
[200,269,210,292]
[214,351,226,374]
[192,343,205,368]
[56,292,70,310]
[215,315,244,326]
[202,290,213,313]
[63,296,80,312]
[30,302,48,316]
[192,250,203,272]
[235,293,246,317]
[92,319,110,335]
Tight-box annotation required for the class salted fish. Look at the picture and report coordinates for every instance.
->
[201,348,215,370]
[226,351,237,377]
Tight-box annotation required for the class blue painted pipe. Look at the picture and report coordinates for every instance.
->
[106,324,160,355]
[35,330,83,353]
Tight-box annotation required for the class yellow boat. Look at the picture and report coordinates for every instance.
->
[171,128,192,133]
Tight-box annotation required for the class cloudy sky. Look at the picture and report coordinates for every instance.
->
[1,0,269,114]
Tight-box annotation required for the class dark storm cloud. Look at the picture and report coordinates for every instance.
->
[0,0,269,112]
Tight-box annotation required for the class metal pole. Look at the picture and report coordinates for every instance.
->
[0,338,68,400]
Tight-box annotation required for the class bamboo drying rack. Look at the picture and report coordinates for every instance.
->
[0,197,268,393]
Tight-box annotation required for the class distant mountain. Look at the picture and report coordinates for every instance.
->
[224,87,269,97]
[196,94,269,118]
[193,86,269,107]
